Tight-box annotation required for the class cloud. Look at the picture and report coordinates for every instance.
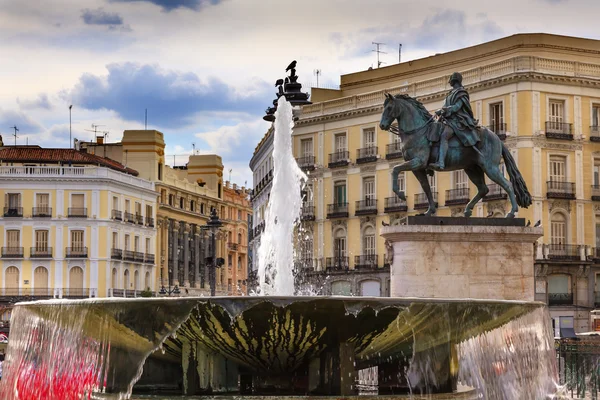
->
[63,63,272,128]
[81,8,124,25]
[17,93,52,110]
[109,0,223,12]
[0,109,45,136]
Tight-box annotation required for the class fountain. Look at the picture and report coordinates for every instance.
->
[0,82,562,399]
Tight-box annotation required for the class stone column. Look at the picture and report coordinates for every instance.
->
[194,228,201,288]
[172,221,180,286]
[183,223,190,287]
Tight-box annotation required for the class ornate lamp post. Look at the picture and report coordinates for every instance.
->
[159,268,180,296]
[203,209,224,296]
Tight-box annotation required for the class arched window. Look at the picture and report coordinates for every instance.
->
[145,271,151,290]
[34,266,49,294]
[179,197,185,209]
[361,280,381,297]
[112,268,118,289]
[168,194,174,206]
[134,270,140,291]
[238,232,242,244]
[333,228,347,269]
[237,255,242,270]
[124,269,130,290]
[331,281,352,296]
[200,203,205,214]
[69,266,84,297]
[5,266,19,295]
[362,225,375,256]
[551,212,567,246]
[190,200,196,212]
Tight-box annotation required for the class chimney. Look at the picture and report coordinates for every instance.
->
[233,183,237,190]
[96,136,104,145]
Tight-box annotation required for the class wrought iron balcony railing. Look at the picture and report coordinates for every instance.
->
[354,254,378,269]
[592,185,600,201]
[356,146,378,164]
[547,244,581,261]
[326,256,349,271]
[591,126,600,142]
[355,199,377,216]
[112,210,122,220]
[0,288,53,298]
[296,155,316,170]
[445,188,470,206]
[545,121,573,140]
[483,183,508,201]
[123,250,135,261]
[385,142,403,160]
[145,253,155,264]
[228,243,239,251]
[65,247,88,258]
[548,292,573,306]
[1,247,24,258]
[414,192,438,210]
[111,248,123,259]
[328,151,350,168]
[32,207,52,217]
[68,207,87,218]
[135,214,144,225]
[3,207,23,217]
[146,216,154,227]
[546,181,576,199]
[487,123,507,140]
[327,203,349,218]
[30,247,52,258]
[384,196,407,213]
[134,251,145,262]
[301,203,315,221]
[63,288,93,299]
[124,211,135,223]
[294,258,314,271]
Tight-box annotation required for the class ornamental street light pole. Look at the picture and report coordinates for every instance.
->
[206,209,223,296]
[159,268,180,296]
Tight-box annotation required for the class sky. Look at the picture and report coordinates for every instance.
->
[1,0,599,186]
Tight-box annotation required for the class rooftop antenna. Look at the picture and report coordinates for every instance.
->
[399,43,402,63]
[313,69,321,88]
[192,142,196,155]
[372,42,387,68]
[84,124,105,141]
[10,126,18,146]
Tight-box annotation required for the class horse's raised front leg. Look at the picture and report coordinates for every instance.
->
[412,169,437,216]
[463,166,489,218]
[392,158,426,201]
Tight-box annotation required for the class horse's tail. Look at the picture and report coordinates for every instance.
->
[502,144,532,208]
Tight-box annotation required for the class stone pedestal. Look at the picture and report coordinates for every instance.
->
[381,217,543,301]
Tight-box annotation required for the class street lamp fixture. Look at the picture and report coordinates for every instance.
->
[205,209,223,296]
[159,268,180,296]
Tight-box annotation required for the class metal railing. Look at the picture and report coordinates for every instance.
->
[228,243,239,251]
[355,254,378,269]
[66,247,88,258]
[487,123,507,139]
[112,210,122,220]
[592,185,600,200]
[328,151,350,167]
[32,207,52,217]
[63,288,93,298]
[296,155,315,169]
[111,248,123,259]
[548,292,573,306]
[591,126,600,142]
[547,181,576,199]
[445,188,470,205]
[135,214,144,225]
[414,192,438,209]
[146,216,154,227]
[123,250,135,261]
[1,247,24,258]
[68,207,87,218]
[145,253,155,264]
[3,207,23,217]
[356,146,378,163]
[30,247,52,258]
[134,251,145,262]
[294,258,314,271]
[301,204,315,221]
[556,338,600,398]
[326,256,349,271]
[0,288,53,298]
[483,183,507,201]
[355,199,377,215]
[124,212,135,223]
[545,121,573,139]
[327,203,349,218]
[548,244,581,261]
[385,142,403,160]
[384,196,407,213]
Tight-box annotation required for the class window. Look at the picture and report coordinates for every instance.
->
[125,235,130,251]
[301,138,313,157]
[134,236,140,252]
[135,202,142,216]
[334,133,347,153]
[333,229,346,258]
[125,199,131,212]
[363,226,375,255]
[71,230,84,249]
[36,193,50,212]
[594,161,600,186]
[334,181,346,205]
[238,232,242,244]
[361,280,381,297]
[145,238,151,253]
[7,230,20,247]
[238,210,242,220]
[596,221,600,249]
[363,128,375,147]
[146,205,152,218]
[34,266,48,291]
[190,200,195,212]
[35,230,49,250]
[168,194,174,206]
[332,281,351,296]
[550,213,567,245]
[221,206,225,218]
[200,203,205,214]
[396,172,406,192]
[453,170,468,189]
[71,193,84,209]
[238,256,242,270]
[112,196,119,211]
[161,190,166,204]
[549,156,567,182]
[6,193,21,210]
[548,100,565,132]
[179,197,185,209]
[593,105,600,128]
[363,177,375,202]
[548,274,571,294]
[218,183,222,198]
[228,254,233,267]
[112,232,119,249]
[301,237,313,260]
[489,102,504,132]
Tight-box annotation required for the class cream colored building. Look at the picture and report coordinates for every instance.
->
[292,33,600,334]
[0,146,158,300]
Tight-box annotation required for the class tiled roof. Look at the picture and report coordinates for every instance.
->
[0,147,138,176]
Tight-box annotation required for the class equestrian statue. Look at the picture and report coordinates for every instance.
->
[379,72,531,218]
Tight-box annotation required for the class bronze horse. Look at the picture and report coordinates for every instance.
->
[379,93,531,218]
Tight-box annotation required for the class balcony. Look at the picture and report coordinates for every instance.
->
[326,256,349,271]
[445,188,470,206]
[483,184,507,202]
[32,207,52,218]
[548,244,581,261]
[0,288,53,299]
[414,192,438,210]
[123,250,135,261]
[112,210,122,220]
[68,208,87,218]
[355,199,377,216]
[134,251,145,262]
[386,142,403,160]
[228,243,239,251]
[354,254,379,270]
[124,211,135,223]
[66,247,88,258]
[356,146,378,164]
[545,121,573,140]
[546,181,576,199]
[591,126,600,142]
[3,207,23,218]
[592,185,600,201]
[301,203,315,221]
[384,196,407,213]
[135,214,144,225]
[63,288,94,299]
[297,155,316,171]
[488,123,507,140]
[548,292,573,306]
[327,203,349,219]
[146,216,154,227]
[145,253,155,264]
[328,151,350,168]
[30,247,52,258]
[294,258,314,272]
[2,247,24,258]
[111,248,123,260]
[591,247,600,262]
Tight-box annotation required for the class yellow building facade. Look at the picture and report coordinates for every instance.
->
[293,33,600,333]
[0,147,158,301]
